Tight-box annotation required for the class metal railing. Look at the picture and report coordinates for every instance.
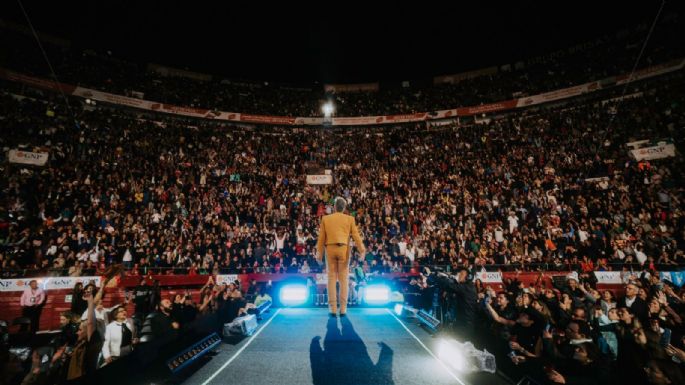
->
[2,261,684,279]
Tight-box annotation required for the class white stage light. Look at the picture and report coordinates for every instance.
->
[279,284,308,306]
[364,285,390,304]
[394,303,404,316]
[437,339,467,372]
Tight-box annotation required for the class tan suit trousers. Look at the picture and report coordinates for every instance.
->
[325,244,350,313]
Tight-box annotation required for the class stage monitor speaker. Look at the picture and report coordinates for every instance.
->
[223,314,258,337]
[248,300,272,319]
[417,309,440,332]
[166,333,222,373]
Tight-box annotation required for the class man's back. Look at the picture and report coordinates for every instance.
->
[316,212,365,257]
[452,282,478,327]
[134,285,150,310]
[321,213,353,243]
[150,311,173,337]
[316,198,366,315]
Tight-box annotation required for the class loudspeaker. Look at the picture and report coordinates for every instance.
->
[223,314,258,337]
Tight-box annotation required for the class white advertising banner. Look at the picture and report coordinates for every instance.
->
[474,271,503,283]
[215,274,239,286]
[629,143,676,161]
[0,276,102,292]
[8,149,49,166]
[594,271,623,284]
[306,175,333,185]
[294,117,325,125]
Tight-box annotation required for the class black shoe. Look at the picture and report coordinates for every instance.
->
[339,313,347,317]
[329,312,338,317]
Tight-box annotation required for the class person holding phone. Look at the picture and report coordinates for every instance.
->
[507,307,544,369]
[484,291,517,340]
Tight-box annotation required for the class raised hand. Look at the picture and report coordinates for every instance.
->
[665,344,685,362]
[511,355,526,365]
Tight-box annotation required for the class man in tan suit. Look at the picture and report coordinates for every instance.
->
[316,197,366,316]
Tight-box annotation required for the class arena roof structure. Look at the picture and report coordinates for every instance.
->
[1,1,668,84]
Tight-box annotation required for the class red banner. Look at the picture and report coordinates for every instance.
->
[239,114,297,125]
[456,100,519,116]
[324,83,379,93]
[0,68,76,94]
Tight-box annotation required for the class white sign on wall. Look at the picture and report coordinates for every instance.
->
[8,149,49,166]
[594,271,623,284]
[629,143,676,161]
[0,276,101,292]
[215,274,239,286]
[306,175,333,185]
[474,271,503,283]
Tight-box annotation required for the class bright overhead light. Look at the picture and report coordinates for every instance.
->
[322,101,334,117]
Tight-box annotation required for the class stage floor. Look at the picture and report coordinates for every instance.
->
[172,308,511,385]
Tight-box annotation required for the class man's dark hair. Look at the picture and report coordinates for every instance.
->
[522,306,544,327]
[578,341,600,362]
[569,319,592,337]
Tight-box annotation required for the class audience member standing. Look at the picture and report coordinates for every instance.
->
[20,280,46,334]
[102,305,137,365]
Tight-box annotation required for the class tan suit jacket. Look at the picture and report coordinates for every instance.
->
[316,212,366,258]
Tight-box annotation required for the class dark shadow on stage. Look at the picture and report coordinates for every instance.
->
[310,316,394,385]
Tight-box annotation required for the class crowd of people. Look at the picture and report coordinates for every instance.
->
[406,264,685,384]
[0,13,684,384]
[1,66,684,281]
[3,274,271,384]
[0,10,682,117]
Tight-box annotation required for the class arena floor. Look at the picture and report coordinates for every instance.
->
[174,308,512,385]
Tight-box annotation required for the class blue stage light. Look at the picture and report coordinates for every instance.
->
[279,284,308,306]
[364,285,390,304]
[417,309,441,332]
